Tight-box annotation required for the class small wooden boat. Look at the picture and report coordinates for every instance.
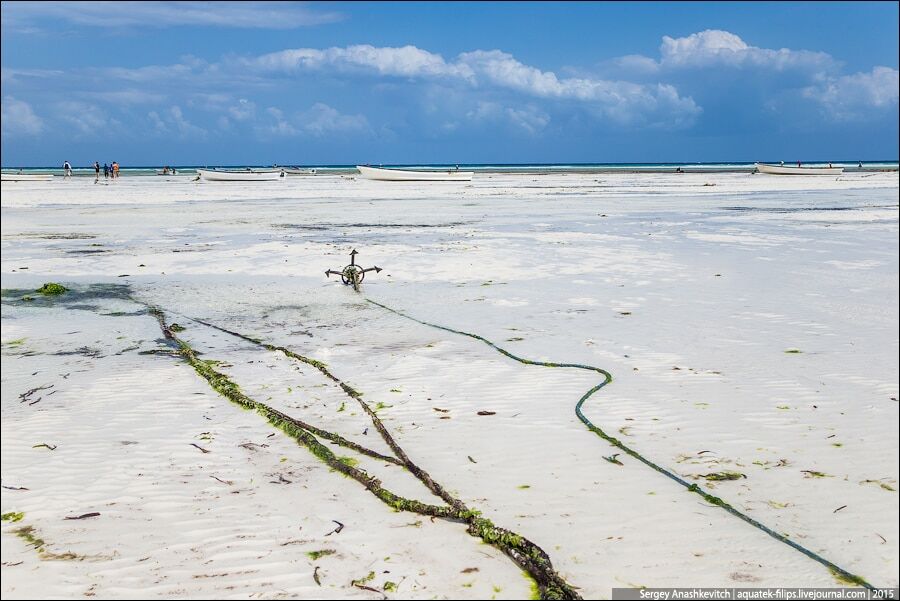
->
[1,173,54,181]
[356,165,474,181]
[197,168,284,181]
[280,167,317,176]
[755,163,843,175]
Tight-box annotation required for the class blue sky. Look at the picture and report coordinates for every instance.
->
[2,1,898,166]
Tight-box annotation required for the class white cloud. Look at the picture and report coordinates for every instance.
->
[658,30,834,71]
[467,101,550,134]
[248,45,700,127]
[250,45,474,80]
[56,101,109,134]
[228,98,256,121]
[3,1,342,30]
[261,103,368,137]
[148,110,168,134]
[147,106,206,138]
[505,106,550,134]
[169,105,206,138]
[803,66,900,119]
[84,89,166,105]
[263,107,299,136]
[457,50,700,126]
[300,103,369,136]
[1,96,44,135]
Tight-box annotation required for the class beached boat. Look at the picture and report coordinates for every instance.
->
[356,165,474,181]
[1,173,54,181]
[280,167,317,176]
[197,168,284,182]
[755,163,843,175]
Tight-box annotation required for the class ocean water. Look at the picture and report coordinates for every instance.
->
[2,160,898,176]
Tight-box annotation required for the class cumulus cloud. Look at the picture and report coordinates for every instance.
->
[248,45,700,127]
[56,101,110,134]
[659,30,834,71]
[250,45,474,79]
[261,103,369,137]
[148,106,206,138]
[83,89,166,105]
[301,103,369,135]
[803,66,900,119]
[1,96,44,135]
[3,1,342,30]
[467,101,549,134]
[228,98,256,121]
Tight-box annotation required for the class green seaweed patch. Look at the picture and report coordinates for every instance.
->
[337,401,346,412]
[10,524,87,561]
[829,566,869,587]
[14,525,45,551]
[784,348,802,354]
[169,323,186,332]
[3,338,26,347]
[36,283,68,296]
[802,470,831,479]
[374,402,392,412]
[306,549,336,560]
[702,471,746,482]
[383,581,397,592]
[2,511,25,522]
[861,479,896,492]
[337,456,359,468]
[351,571,376,587]
[3,283,132,309]
[517,484,531,490]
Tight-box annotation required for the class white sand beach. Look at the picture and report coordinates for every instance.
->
[2,171,898,599]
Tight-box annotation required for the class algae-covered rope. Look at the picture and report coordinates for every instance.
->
[150,307,581,599]
[365,298,875,590]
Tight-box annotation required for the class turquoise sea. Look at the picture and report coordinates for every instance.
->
[2,161,898,176]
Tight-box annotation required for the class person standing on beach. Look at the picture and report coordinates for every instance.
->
[93,161,100,182]
[103,163,109,179]
[63,160,72,178]
[112,161,119,179]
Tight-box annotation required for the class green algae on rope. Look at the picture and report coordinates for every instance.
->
[363,298,876,590]
[149,307,581,600]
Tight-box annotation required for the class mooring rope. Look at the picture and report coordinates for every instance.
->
[154,307,581,599]
[364,298,874,589]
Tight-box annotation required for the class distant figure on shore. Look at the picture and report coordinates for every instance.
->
[858,161,863,168]
[63,160,72,178]
[828,163,833,168]
[797,161,802,167]
[112,161,120,179]
[93,161,100,182]
[162,166,170,175]
[103,163,109,179]
[675,167,684,173]
[780,161,784,166]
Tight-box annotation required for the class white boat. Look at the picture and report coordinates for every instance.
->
[197,168,284,181]
[1,173,54,181]
[755,163,843,175]
[356,165,474,181]
[280,167,317,176]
